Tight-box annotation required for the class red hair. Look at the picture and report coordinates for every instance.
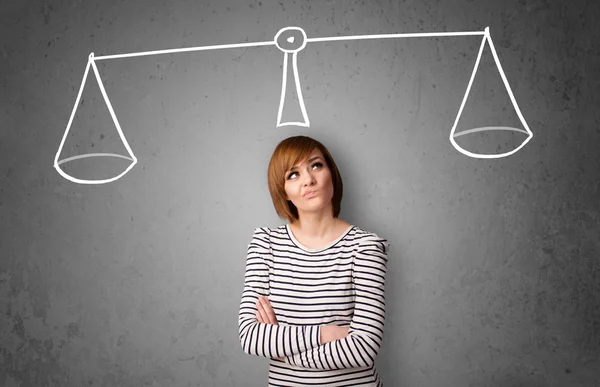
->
[267,136,343,223]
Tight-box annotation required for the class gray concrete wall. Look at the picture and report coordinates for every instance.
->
[1,0,599,386]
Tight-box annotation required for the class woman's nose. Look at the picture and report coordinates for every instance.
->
[304,172,315,185]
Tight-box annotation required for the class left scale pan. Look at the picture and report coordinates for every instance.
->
[54,53,138,185]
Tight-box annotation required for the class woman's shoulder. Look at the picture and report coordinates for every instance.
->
[350,225,390,252]
[249,225,286,239]
[350,224,384,238]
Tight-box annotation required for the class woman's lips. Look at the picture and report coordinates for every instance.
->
[304,190,317,197]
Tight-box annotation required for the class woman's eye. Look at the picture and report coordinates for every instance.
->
[286,162,322,180]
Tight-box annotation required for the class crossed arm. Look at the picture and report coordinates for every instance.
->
[255,296,349,361]
[239,229,389,369]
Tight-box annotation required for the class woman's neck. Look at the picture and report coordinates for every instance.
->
[290,217,339,239]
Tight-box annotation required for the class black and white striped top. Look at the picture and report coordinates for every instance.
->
[238,224,390,387]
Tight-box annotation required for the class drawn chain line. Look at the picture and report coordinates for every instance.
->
[54,26,533,185]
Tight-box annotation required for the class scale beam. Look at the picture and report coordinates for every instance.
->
[54,26,533,184]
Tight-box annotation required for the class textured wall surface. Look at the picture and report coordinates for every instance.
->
[1,0,599,386]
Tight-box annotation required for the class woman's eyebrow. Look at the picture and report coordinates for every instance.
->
[289,156,322,171]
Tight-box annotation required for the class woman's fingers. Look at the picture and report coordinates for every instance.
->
[256,296,278,325]
[262,298,277,325]
[256,299,268,323]
[266,298,279,325]
[261,297,275,325]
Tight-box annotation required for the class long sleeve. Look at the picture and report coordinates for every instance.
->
[282,234,390,369]
[238,227,322,358]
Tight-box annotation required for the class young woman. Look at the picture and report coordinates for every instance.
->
[238,135,390,386]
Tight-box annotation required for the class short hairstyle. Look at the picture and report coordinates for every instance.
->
[268,136,343,223]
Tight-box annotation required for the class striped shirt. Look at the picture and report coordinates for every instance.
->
[238,224,390,387]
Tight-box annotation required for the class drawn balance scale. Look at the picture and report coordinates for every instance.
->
[54,26,533,185]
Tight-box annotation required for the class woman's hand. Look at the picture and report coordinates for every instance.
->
[256,296,278,325]
[320,325,350,345]
[256,296,284,361]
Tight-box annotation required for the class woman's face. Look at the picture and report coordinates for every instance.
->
[284,148,335,217]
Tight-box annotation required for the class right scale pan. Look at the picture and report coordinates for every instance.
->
[449,27,533,159]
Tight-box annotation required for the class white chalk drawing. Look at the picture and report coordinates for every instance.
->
[54,53,138,185]
[54,26,533,184]
[275,27,310,127]
[449,27,532,159]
